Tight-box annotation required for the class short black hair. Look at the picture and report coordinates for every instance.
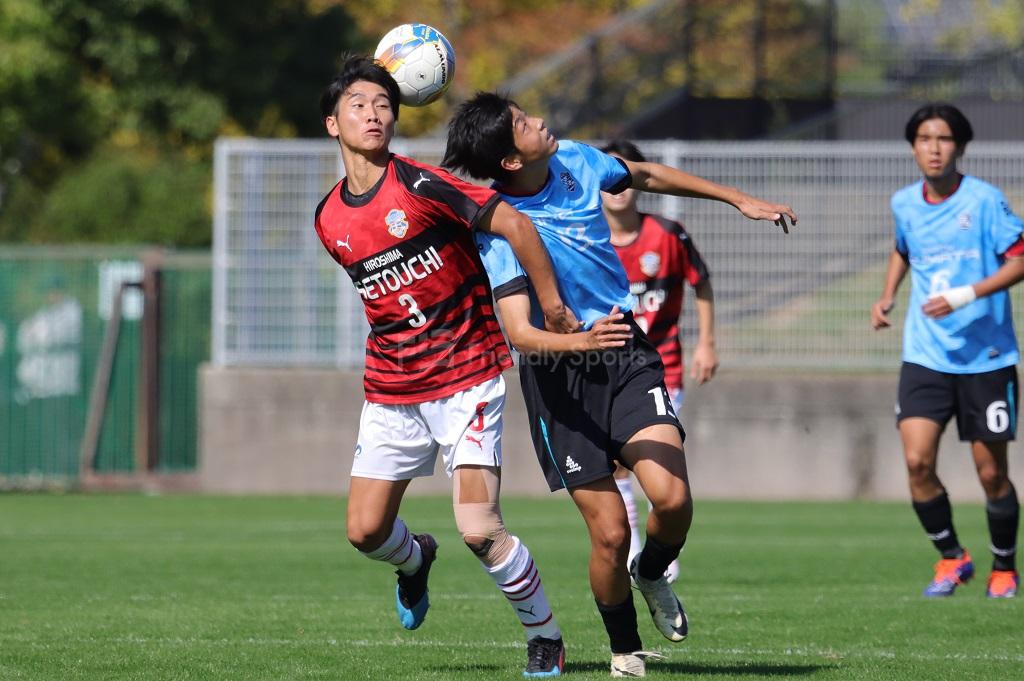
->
[319,54,401,121]
[600,139,646,163]
[904,103,973,147]
[443,92,519,182]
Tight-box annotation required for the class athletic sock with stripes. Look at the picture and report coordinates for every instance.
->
[485,536,562,641]
[360,517,423,576]
[615,475,643,561]
[912,492,963,559]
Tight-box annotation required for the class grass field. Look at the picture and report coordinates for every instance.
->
[1,494,1020,680]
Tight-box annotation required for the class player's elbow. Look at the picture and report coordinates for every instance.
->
[504,326,532,354]
[491,209,534,243]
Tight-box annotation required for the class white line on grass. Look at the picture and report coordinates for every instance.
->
[8,635,1023,664]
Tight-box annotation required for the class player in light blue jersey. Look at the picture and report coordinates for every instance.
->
[444,91,795,676]
[872,103,1024,599]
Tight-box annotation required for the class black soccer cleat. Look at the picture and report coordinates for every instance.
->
[395,533,438,630]
[523,636,565,677]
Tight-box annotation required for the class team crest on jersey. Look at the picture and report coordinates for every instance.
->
[559,171,578,193]
[958,212,972,230]
[385,209,409,238]
[640,251,661,277]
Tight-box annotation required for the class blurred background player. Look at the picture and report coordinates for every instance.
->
[444,92,794,677]
[315,57,574,676]
[871,103,1024,599]
[600,139,719,584]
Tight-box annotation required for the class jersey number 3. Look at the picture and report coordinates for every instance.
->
[399,294,427,328]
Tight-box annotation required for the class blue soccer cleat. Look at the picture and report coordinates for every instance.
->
[923,551,974,597]
[523,636,564,677]
[395,533,437,630]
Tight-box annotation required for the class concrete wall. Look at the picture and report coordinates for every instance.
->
[199,366,991,502]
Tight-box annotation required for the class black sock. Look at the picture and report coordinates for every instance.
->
[987,484,1019,572]
[637,535,684,581]
[596,596,642,654]
[912,492,963,559]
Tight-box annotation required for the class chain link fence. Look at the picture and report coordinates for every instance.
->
[212,138,1024,372]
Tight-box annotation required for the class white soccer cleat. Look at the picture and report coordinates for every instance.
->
[610,650,665,677]
[629,556,688,642]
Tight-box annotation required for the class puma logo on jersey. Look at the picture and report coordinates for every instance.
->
[464,434,484,450]
[413,173,431,189]
[335,235,353,252]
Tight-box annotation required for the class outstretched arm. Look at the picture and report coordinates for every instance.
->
[871,250,909,329]
[922,253,1024,319]
[495,293,631,354]
[623,159,796,233]
[478,201,579,333]
[690,279,718,385]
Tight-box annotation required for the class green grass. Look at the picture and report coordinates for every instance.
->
[1,495,1020,680]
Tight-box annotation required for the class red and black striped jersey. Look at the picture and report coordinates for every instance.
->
[314,154,513,404]
[613,214,710,392]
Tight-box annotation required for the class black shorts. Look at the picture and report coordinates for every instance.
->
[519,313,685,491]
[897,362,1019,442]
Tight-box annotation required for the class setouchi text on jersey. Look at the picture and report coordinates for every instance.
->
[355,246,444,300]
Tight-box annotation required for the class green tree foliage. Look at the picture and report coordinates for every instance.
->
[0,0,358,245]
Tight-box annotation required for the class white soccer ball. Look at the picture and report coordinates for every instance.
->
[374,23,455,107]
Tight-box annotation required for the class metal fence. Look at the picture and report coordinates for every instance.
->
[212,138,1024,372]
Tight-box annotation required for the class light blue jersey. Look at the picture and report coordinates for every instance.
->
[475,140,634,329]
[893,175,1024,373]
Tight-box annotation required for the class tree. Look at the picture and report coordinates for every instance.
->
[0,0,359,245]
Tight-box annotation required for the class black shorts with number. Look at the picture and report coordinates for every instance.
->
[519,313,685,492]
[897,362,1019,442]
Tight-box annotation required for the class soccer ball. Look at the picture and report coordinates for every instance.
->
[374,23,455,107]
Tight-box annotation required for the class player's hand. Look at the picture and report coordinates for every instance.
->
[690,341,719,385]
[735,196,797,234]
[582,306,632,350]
[543,303,581,334]
[922,295,954,319]
[871,297,894,329]
[923,286,976,319]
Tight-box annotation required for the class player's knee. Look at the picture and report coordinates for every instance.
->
[904,454,935,483]
[454,502,515,567]
[345,514,391,552]
[593,523,630,562]
[347,525,388,553]
[978,467,1008,498]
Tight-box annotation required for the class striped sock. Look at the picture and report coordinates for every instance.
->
[615,475,643,563]
[361,517,422,576]
[486,537,561,641]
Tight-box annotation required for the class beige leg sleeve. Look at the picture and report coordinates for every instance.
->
[453,466,515,567]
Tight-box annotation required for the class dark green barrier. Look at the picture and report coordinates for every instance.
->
[0,248,209,483]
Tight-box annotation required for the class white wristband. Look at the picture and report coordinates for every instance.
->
[936,285,977,310]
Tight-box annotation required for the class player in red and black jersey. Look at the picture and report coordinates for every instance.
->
[601,139,720,585]
[315,56,570,676]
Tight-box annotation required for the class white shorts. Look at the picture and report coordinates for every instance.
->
[351,375,505,481]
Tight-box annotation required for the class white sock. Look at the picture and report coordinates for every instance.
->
[616,475,642,562]
[486,536,561,641]
[361,517,422,576]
